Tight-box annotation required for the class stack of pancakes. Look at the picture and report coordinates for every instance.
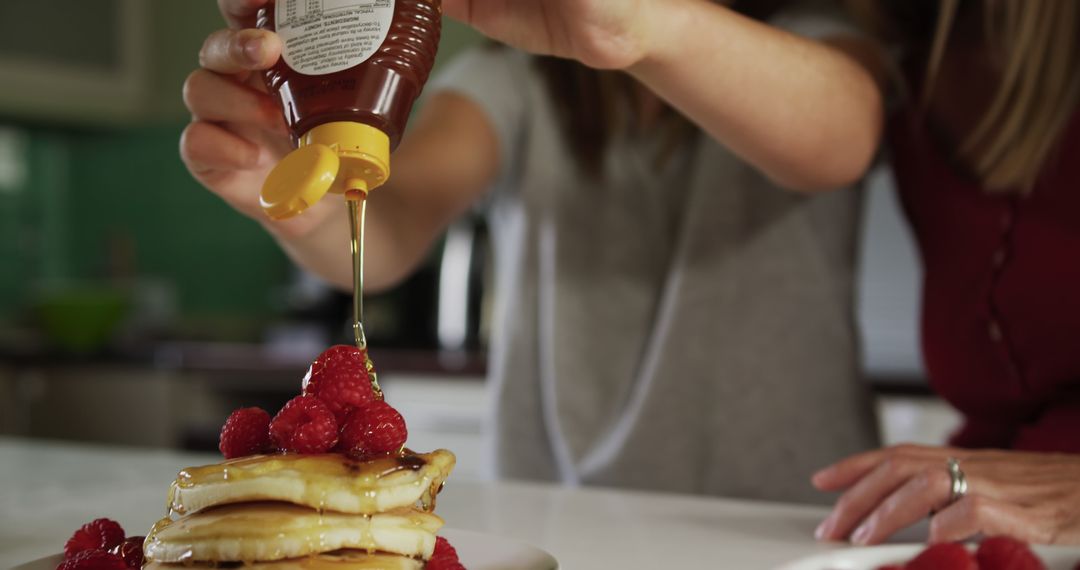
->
[143,450,456,569]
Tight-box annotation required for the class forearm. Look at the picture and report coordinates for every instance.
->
[269,201,352,291]
[270,191,445,294]
[364,186,460,292]
[629,0,885,191]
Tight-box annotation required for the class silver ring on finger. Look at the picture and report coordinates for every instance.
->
[946,457,968,505]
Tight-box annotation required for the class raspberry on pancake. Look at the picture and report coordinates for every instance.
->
[338,401,408,458]
[270,396,339,454]
[219,407,272,459]
[303,345,377,422]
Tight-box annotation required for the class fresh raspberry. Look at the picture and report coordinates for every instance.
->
[219,407,272,459]
[114,537,145,568]
[337,400,408,458]
[426,536,465,570]
[906,543,977,570]
[64,519,125,559]
[56,549,127,570]
[976,536,1046,570]
[303,345,377,422]
[305,345,369,387]
[270,395,339,454]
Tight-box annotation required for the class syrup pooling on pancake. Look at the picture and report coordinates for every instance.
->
[144,503,442,563]
[177,451,430,486]
[169,450,455,516]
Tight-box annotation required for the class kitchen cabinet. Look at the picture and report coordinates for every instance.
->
[0,0,150,123]
[11,365,182,447]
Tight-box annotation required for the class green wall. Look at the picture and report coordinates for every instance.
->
[65,125,291,316]
[0,126,291,326]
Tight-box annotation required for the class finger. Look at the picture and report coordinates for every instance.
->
[813,445,947,491]
[199,28,282,74]
[930,495,1054,544]
[813,449,893,492]
[219,0,270,29]
[441,0,473,23]
[180,121,260,181]
[183,69,280,125]
[181,124,267,221]
[848,467,953,545]
[816,455,929,541]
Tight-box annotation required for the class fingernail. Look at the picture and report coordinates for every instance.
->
[242,35,264,66]
[811,467,833,486]
[815,519,832,540]
[851,523,871,545]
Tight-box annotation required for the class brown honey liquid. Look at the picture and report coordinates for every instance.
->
[346,190,382,399]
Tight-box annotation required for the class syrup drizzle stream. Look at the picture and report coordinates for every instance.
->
[346,190,383,399]
[345,190,367,350]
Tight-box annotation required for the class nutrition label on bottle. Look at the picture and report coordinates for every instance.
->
[276,0,395,76]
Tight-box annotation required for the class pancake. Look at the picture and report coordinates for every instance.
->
[144,550,423,570]
[168,450,455,516]
[144,503,442,563]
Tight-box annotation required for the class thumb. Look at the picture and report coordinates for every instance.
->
[200,28,283,75]
[441,0,474,24]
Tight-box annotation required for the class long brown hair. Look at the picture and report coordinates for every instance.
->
[535,1,793,177]
[848,0,1080,192]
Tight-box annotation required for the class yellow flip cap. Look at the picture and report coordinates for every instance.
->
[260,122,391,220]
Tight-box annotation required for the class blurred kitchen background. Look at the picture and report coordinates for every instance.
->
[0,0,958,480]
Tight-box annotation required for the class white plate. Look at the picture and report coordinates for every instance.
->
[442,528,559,570]
[11,528,559,570]
[778,543,1080,570]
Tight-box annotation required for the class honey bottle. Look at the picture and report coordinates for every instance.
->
[257,0,442,216]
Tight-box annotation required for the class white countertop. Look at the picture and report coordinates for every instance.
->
[0,437,853,569]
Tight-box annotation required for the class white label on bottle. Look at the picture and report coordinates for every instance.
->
[276,0,395,76]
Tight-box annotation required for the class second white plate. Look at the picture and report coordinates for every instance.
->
[777,543,1080,570]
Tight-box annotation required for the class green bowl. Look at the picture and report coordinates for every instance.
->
[35,288,130,353]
